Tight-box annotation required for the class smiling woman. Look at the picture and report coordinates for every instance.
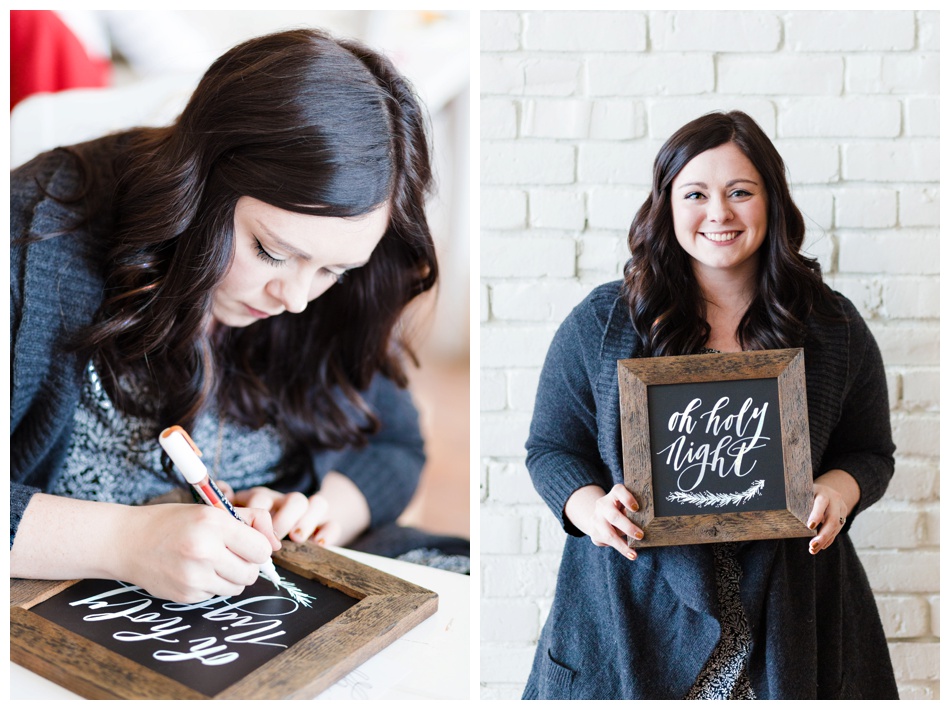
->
[524,111,897,699]
[10,28,440,604]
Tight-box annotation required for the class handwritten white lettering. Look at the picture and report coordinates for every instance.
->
[658,396,770,494]
[68,582,299,665]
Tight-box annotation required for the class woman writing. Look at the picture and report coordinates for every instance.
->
[523,111,897,699]
[11,29,437,604]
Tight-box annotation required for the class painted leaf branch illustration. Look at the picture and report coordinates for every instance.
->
[276,577,316,607]
[666,479,765,508]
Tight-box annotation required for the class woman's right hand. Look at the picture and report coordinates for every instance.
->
[10,493,280,605]
[563,483,643,561]
[120,503,281,603]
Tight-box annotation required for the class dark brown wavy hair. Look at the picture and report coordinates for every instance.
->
[621,110,836,356]
[62,28,437,457]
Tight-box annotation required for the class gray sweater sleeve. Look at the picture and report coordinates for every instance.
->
[818,301,895,519]
[525,289,616,535]
[311,374,425,528]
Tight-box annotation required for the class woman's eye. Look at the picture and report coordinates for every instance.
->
[255,239,286,266]
[685,191,705,200]
[730,189,752,198]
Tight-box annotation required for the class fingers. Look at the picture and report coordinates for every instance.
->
[591,484,643,561]
[230,488,332,545]
[212,550,263,591]
[807,485,847,555]
[286,495,330,544]
[231,506,281,552]
[232,486,280,511]
[601,484,643,539]
[609,483,640,516]
[312,520,342,547]
[267,492,310,540]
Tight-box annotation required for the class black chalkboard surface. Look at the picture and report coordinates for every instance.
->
[618,349,815,547]
[31,569,357,697]
[648,377,785,517]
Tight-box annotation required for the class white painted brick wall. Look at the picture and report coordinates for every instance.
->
[480,10,939,700]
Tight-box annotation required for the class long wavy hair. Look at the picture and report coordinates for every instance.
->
[621,110,836,356]
[60,28,437,457]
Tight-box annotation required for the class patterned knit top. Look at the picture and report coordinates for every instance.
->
[53,360,281,504]
[682,347,755,700]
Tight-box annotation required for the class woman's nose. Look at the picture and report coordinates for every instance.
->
[706,196,733,222]
[272,274,310,314]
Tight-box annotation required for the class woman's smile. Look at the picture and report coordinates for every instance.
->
[701,230,742,244]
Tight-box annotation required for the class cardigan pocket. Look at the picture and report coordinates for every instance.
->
[536,648,576,699]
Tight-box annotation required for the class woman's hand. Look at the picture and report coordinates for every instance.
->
[563,483,643,561]
[121,503,281,603]
[231,487,342,547]
[10,494,281,604]
[807,469,861,555]
[226,471,370,547]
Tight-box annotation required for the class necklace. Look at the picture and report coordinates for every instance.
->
[213,415,225,479]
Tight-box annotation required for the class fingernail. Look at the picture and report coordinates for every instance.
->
[633,531,643,541]
[632,502,639,512]
[316,538,326,547]
[808,521,818,530]
[627,551,637,560]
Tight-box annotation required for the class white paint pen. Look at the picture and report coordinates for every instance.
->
[159,425,282,588]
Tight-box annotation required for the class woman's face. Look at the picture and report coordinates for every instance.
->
[211,196,389,327]
[670,142,768,283]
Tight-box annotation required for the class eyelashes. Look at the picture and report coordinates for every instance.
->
[254,238,348,282]
[255,239,285,266]
[683,189,753,200]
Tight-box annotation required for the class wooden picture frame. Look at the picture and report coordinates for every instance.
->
[10,542,438,699]
[617,348,814,548]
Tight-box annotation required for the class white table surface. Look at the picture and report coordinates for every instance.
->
[10,546,471,700]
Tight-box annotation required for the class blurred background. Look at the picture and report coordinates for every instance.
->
[10,9,471,540]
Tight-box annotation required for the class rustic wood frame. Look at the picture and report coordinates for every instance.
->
[10,542,438,699]
[617,348,814,548]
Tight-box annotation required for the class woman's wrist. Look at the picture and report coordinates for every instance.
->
[563,484,607,535]
[814,468,861,518]
[11,493,132,582]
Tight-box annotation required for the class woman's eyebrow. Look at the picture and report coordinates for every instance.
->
[677,178,760,189]
[256,222,312,260]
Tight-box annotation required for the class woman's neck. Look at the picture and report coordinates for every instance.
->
[692,261,758,353]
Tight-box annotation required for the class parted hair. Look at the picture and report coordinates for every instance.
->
[621,110,836,356]
[63,28,437,455]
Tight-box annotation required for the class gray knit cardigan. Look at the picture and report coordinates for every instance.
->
[10,140,425,546]
[523,281,898,699]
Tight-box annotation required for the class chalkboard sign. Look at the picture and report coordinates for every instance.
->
[618,348,814,547]
[11,542,437,699]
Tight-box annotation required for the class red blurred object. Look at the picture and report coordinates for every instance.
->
[10,10,111,111]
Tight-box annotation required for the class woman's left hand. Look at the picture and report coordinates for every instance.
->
[807,469,861,555]
[229,486,342,547]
